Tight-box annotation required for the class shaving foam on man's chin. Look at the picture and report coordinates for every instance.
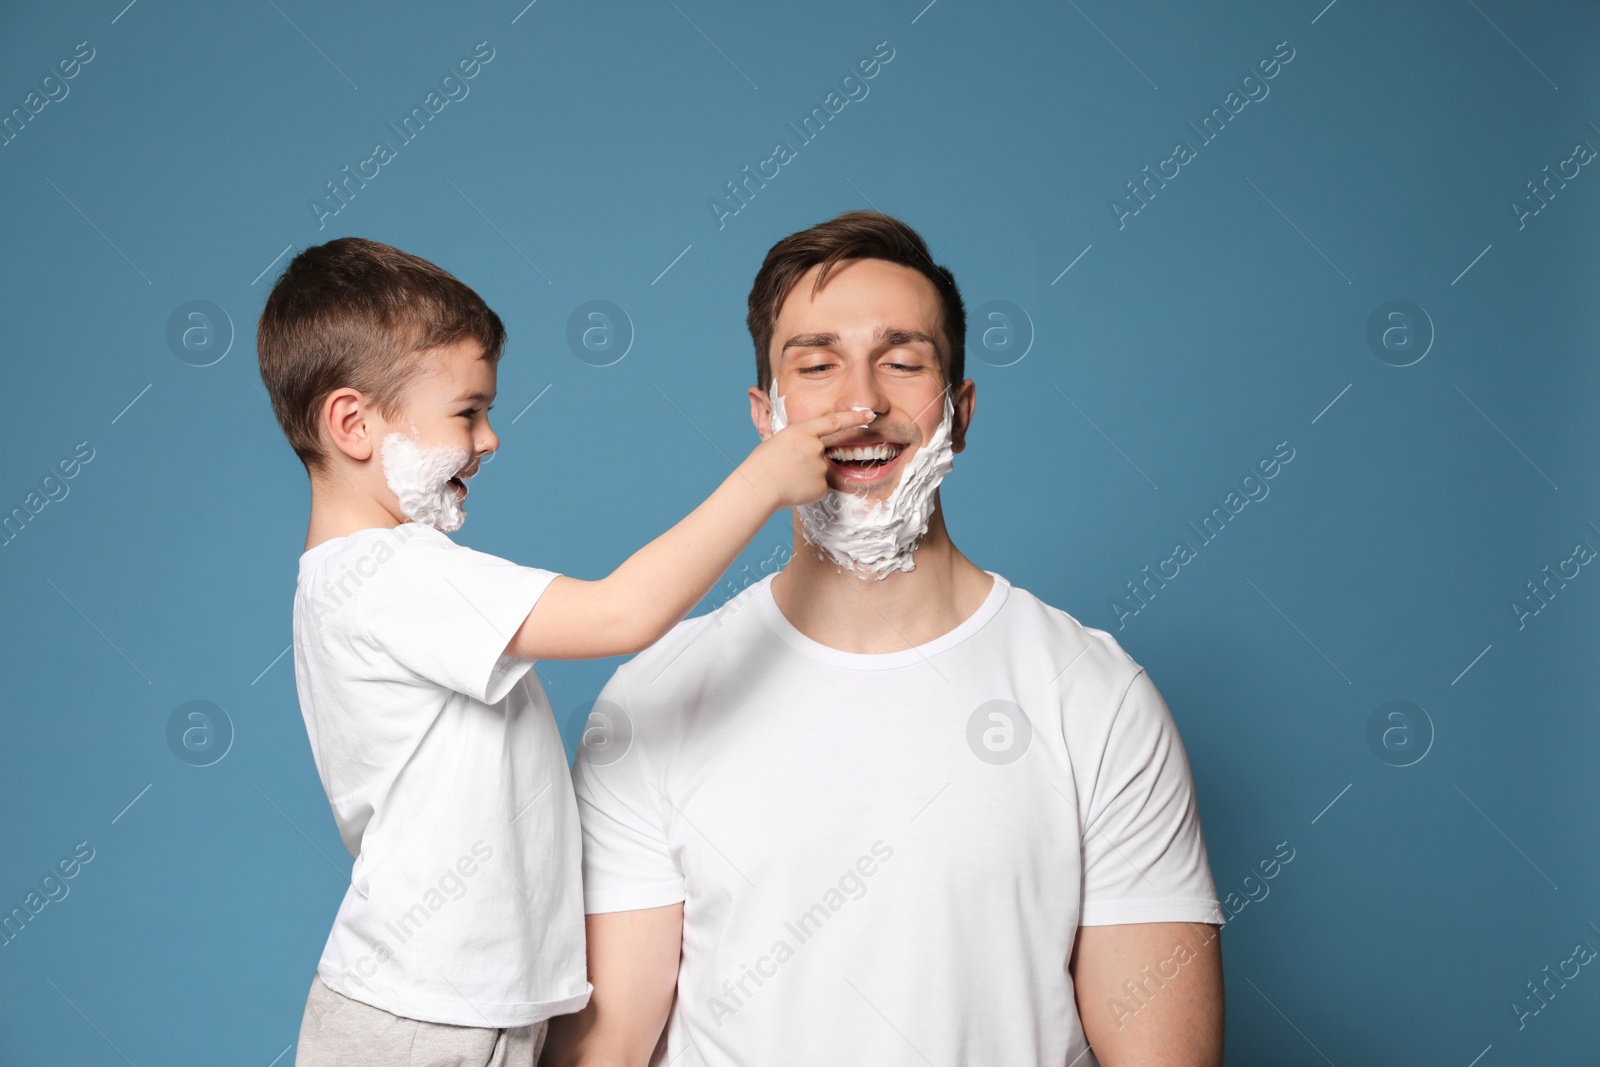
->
[380,425,470,533]
[768,390,956,580]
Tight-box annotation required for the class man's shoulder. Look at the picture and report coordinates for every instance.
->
[997,575,1145,690]
[608,575,773,699]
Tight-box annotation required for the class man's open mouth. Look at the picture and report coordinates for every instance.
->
[825,442,904,481]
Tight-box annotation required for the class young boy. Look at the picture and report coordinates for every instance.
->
[256,237,871,1064]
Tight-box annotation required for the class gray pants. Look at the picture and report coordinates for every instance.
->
[295,975,548,1066]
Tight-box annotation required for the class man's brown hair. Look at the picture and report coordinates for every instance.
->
[256,237,506,474]
[746,210,965,393]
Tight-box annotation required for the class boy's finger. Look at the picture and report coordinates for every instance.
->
[792,407,877,436]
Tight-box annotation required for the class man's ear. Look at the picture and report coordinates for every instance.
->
[748,384,775,441]
[950,379,976,454]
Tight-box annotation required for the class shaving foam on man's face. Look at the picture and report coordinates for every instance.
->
[769,390,956,579]
[381,426,472,533]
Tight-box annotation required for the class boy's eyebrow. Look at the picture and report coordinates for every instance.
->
[450,390,495,403]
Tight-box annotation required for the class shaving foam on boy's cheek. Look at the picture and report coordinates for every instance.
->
[380,426,470,533]
[768,390,956,580]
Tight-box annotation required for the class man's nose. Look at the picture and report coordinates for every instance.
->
[836,357,887,413]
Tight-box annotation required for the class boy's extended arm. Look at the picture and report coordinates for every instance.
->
[503,406,871,661]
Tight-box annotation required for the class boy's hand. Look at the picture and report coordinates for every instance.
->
[743,407,877,509]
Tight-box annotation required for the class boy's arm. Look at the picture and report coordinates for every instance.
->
[504,407,870,660]
[542,905,683,1067]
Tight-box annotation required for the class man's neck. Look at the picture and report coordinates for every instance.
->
[771,501,993,655]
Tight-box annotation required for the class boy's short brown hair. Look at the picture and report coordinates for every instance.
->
[745,210,966,393]
[257,237,506,473]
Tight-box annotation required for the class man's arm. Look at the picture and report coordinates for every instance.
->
[543,905,683,1067]
[1072,920,1223,1067]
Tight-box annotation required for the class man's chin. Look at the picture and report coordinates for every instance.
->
[826,476,899,502]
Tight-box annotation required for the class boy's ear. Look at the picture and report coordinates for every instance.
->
[325,389,377,462]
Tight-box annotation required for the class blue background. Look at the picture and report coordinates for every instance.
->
[2,0,1597,1063]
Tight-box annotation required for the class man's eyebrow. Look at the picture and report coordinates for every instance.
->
[780,332,839,353]
[779,327,939,353]
[873,326,938,348]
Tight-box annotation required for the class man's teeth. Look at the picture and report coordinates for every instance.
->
[827,444,900,462]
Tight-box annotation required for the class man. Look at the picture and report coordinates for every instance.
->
[544,211,1225,1066]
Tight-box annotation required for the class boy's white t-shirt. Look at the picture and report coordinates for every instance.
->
[291,521,590,1027]
[572,571,1223,1067]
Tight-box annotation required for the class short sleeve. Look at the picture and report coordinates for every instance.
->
[353,527,559,705]
[570,668,686,913]
[1079,668,1224,927]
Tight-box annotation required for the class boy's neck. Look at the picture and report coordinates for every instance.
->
[305,469,405,552]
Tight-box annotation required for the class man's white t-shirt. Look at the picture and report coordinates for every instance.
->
[292,522,590,1027]
[572,570,1223,1066]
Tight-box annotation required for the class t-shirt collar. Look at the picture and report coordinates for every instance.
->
[754,569,1010,670]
